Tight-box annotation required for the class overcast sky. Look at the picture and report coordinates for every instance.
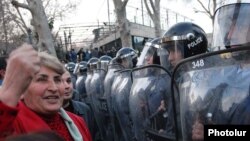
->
[55,0,213,32]
[54,0,213,46]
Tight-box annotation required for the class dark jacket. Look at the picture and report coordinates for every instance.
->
[65,100,95,140]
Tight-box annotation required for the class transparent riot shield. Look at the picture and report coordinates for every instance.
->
[129,64,174,141]
[99,64,123,141]
[76,74,87,102]
[100,64,123,114]
[113,69,134,141]
[110,70,124,141]
[85,71,93,105]
[89,68,107,140]
[172,46,250,141]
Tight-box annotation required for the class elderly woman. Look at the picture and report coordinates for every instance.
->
[0,44,92,141]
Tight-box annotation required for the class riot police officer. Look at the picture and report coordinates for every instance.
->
[89,55,112,140]
[85,57,99,103]
[160,21,209,141]
[100,57,124,141]
[65,62,77,89]
[187,1,250,141]
[75,61,88,102]
[161,22,208,69]
[111,47,138,141]
[85,57,99,140]
[129,38,173,141]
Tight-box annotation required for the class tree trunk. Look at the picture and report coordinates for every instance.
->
[144,0,161,37]
[27,0,56,56]
[153,1,161,37]
[113,0,132,47]
[117,10,132,47]
[0,0,9,54]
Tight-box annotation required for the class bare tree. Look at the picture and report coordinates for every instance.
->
[113,0,132,47]
[0,0,25,54]
[194,0,217,25]
[144,0,161,37]
[11,0,57,56]
[0,0,8,53]
[42,0,79,22]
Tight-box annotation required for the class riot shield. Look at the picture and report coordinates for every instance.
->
[110,70,124,141]
[172,46,250,141]
[76,74,87,102]
[101,64,124,113]
[113,69,134,141]
[89,68,107,140]
[129,64,174,141]
[99,64,124,141]
[85,71,93,105]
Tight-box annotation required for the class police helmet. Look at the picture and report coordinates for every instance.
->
[161,22,208,59]
[137,38,161,66]
[65,62,76,72]
[116,47,138,68]
[98,55,112,71]
[79,61,88,73]
[87,57,99,71]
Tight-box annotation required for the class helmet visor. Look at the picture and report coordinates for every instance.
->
[137,43,158,66]
[212,3,250,50]
[161,41,184,69]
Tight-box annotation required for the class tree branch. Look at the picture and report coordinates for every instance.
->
[144,0,153,18]
[196,0,213,19]
[43,0,52,9]
[13,6,29,31]
[121,0,129,9]
[213,0,216,15]
[12,18,27,34]
[194,8,211,17]
[11,0,31,11]
[8,11,27,34]
[149,0,156,14]
[196,0,209,13]
[208,0,211,13]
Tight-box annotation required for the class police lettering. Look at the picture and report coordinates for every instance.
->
[187,37,203,49]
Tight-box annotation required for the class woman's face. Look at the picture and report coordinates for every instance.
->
[23,66,64,115]
[61,71,73,100]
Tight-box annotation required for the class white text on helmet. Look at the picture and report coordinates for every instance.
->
[187,37,203,49]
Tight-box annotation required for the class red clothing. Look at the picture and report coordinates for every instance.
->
[0,101,92,141]
[42,113,74,141]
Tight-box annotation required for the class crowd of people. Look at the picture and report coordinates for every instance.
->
[65,46,117,64]
[0,1,249,141]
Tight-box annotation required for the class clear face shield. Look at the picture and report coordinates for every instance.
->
[90,62,98,71]
[160,41,185,70]
[100,60,109,71]
[79,64,87,73]
[121,53,138,68]
[137,42,160,66]
[212,3,250,51]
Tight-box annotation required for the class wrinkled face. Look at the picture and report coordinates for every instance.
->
[62,71,73,100]
[23,66,64,115]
